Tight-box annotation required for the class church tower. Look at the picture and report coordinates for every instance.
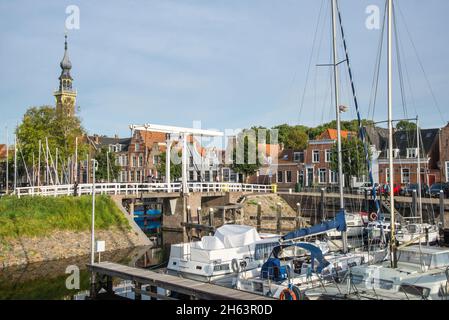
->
[54,34,77,116]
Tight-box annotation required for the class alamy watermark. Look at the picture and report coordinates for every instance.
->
[365,5,380,30]
[65,5,80,30]
[65,265,80,290]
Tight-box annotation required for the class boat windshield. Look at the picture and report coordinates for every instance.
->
[399,284,430,299]
[397,249,449,269]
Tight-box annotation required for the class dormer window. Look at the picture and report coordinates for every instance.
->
[407,148,418,159]
[387,149,400,158]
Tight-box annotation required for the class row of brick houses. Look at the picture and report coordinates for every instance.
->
[70,122,449,188]
[269,123,449,190]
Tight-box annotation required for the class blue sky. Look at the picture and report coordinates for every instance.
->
[1,0,448,142]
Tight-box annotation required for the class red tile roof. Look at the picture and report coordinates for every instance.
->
[0,144,6,159]
[318,129,354,140]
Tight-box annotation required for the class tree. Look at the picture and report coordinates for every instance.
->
[94,147,120,182]
[156,151,182,182]
[330,137,371,186]
[272,124,308,150]
[16,106,87,183]
[396,120,417,131]
[230,130,262,180]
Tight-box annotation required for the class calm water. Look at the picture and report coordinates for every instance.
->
[0,231,185,300]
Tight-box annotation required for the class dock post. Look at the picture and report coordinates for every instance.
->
[412,190,417,218]
[221,208,226,226]
[320,188,326,221]
[197,207,201,225]
[256,202,262,231]
[186,205,191,223]
[135,282,142,300]
[296,203,301,229]
[276,203,282,234]
[440,190,445,230]
[209,208,214,234]
[129,200,135,216]
[364,189,369,213]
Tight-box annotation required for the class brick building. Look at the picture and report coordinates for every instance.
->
[439,123,449,183]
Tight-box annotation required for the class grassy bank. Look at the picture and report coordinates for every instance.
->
[0,195,130,239]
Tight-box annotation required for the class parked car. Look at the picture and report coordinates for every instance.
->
[379,183,401,196]
[429,183,449,198]
[400,183,420,196]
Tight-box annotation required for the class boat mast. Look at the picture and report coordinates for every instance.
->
[332,0,348,253]
[387,0,397,268]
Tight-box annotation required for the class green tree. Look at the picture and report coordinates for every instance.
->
[230,130,262,180]
[396,120,417,131]
[156,151,182,181]
[330,137,371,186]
[272,124,309,150]
[94,147,120,182]
[16,106,87,182]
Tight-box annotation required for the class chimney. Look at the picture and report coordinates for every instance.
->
[95,135,99,144]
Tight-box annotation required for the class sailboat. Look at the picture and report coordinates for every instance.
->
[302,0,449,301]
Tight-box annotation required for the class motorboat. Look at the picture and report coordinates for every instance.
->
[396,223,439,245]
[327,212,366,238]
[166,224,280,284]
[304,246,449,300]
[234,241,376,299]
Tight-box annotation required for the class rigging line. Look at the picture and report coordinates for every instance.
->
[17,139,32,186]
[336,1,380,215]
[298,0,326,122]
[396,3,445,123]
[393,3,409,120]
[368,0,388,122]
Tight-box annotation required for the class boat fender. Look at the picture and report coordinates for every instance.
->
[370,212,378,221]
[231,258,240,273]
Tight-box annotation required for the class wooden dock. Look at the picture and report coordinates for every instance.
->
[88,262,273,300]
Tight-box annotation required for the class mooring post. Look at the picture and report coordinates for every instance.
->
[440,190,445,230]
[135,282,142,300]
[276,203,282,234]
[186,205,191,223]
[412,190,417,218]
[221,208,226,226]
[296,203,301,229]
[364,189,369,213]
[256,202,262,231]
[197,207,201,225]
[320,188,326,221]
[209,208,214,228]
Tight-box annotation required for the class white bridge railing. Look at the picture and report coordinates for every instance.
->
[15,182,274,198]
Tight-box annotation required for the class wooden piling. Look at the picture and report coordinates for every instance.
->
[412,190,417,218]
[276,203,282,234]
[296,203,301,229]
[441,190,445,230]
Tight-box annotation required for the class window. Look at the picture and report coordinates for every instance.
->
[213,170,218,182]
[313,150,320,163]
[386,168,390,183]
[330,170,338,184]
[407,148,418,159]
[205,171,211,182]
[387,149,400,158]
[153,155,160,165]
[223,169,230,182]
[189,156,194,165]
[138,154,143,167]
[286,171,292,183]
[132,155,137,167]
[401,168,410,184]
[294,152,304,163]
[277,171,283,183]
[319,169,327,184]
[189,171,194,181]
[135,143,140,151]
[325,150,332,163]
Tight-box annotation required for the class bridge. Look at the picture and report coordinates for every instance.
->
[15,182,274,198]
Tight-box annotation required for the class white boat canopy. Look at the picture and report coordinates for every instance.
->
[214,225,261,248]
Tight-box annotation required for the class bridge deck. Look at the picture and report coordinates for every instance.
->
[88,261,273,300]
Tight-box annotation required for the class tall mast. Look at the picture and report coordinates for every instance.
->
[332,0,348,253]
[387,0,397,268]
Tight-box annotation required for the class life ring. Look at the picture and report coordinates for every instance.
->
[279,286,303,300]
[370,212,378,221]
[231,258,240,273]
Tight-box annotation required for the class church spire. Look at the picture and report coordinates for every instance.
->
[54,33,77,116]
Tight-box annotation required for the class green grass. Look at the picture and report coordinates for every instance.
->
[0,195,130,239]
